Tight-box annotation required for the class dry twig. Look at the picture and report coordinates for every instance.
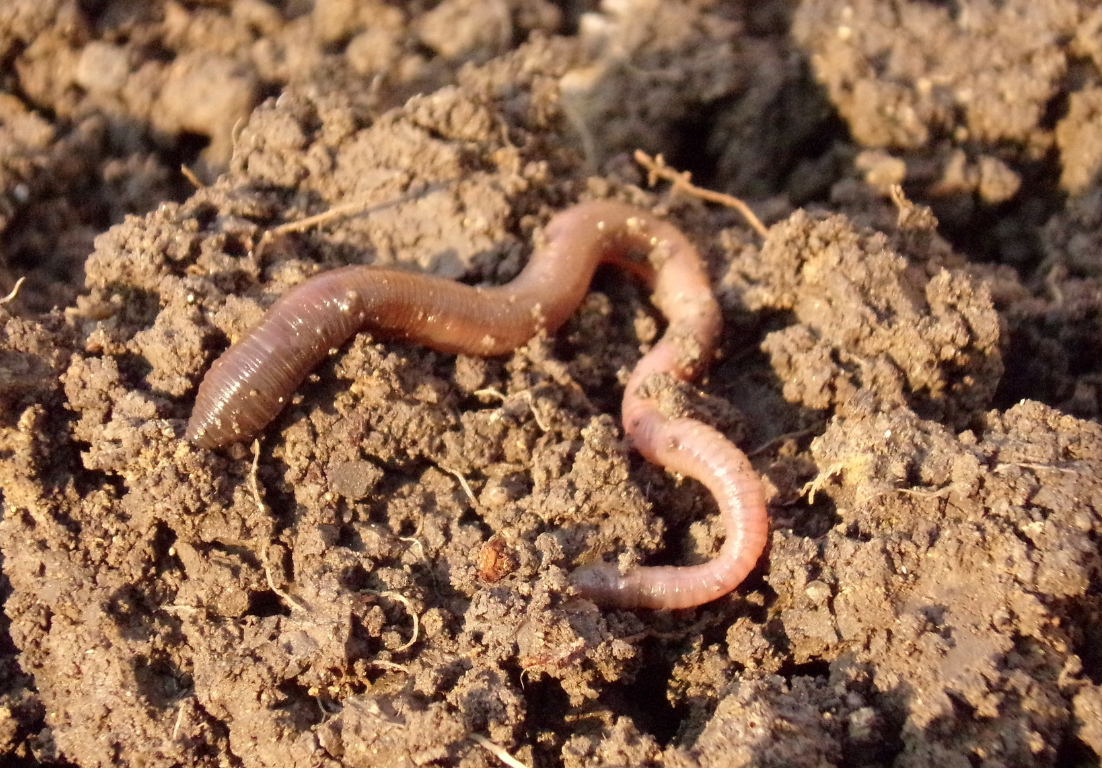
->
[635,150,769,238]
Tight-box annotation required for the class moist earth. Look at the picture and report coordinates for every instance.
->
[1,1,1102,767]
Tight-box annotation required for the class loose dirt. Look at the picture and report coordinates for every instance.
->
[1,1,1101,767]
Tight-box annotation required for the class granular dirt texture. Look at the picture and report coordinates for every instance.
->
[1,1,1102,767]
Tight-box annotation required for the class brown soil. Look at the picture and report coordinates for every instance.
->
[1,1,1101,766]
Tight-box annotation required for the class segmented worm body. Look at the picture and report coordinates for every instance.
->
[187,200,768,609]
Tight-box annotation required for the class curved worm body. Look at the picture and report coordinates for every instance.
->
[188,202,623,448]
[187,200,768,609]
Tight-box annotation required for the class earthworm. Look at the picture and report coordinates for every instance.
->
[187,200,768,609]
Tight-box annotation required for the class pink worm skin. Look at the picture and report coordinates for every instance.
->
[187,200,768,609]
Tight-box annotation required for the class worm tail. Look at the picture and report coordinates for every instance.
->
[571,410,768,610]
[187,267,381,448]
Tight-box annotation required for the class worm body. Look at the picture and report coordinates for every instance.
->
[188,202,622,448]
[187,200,768,609]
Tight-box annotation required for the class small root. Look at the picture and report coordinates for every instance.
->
[439,464,479,507]
[254,181,455,258]
[364,589,421,652]
[473,387,550,431]
[171,698,191,740]
[0,277,26,305]
[802,462,845,505]
[747,422,823,458]
[250,439,308,612]
[634,150,769,238]
[470,734,530,768]
[180,165,204,188]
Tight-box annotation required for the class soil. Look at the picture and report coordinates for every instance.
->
[1,1,1102,767]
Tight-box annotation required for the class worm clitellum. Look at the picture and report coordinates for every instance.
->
[187,200,768,609]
